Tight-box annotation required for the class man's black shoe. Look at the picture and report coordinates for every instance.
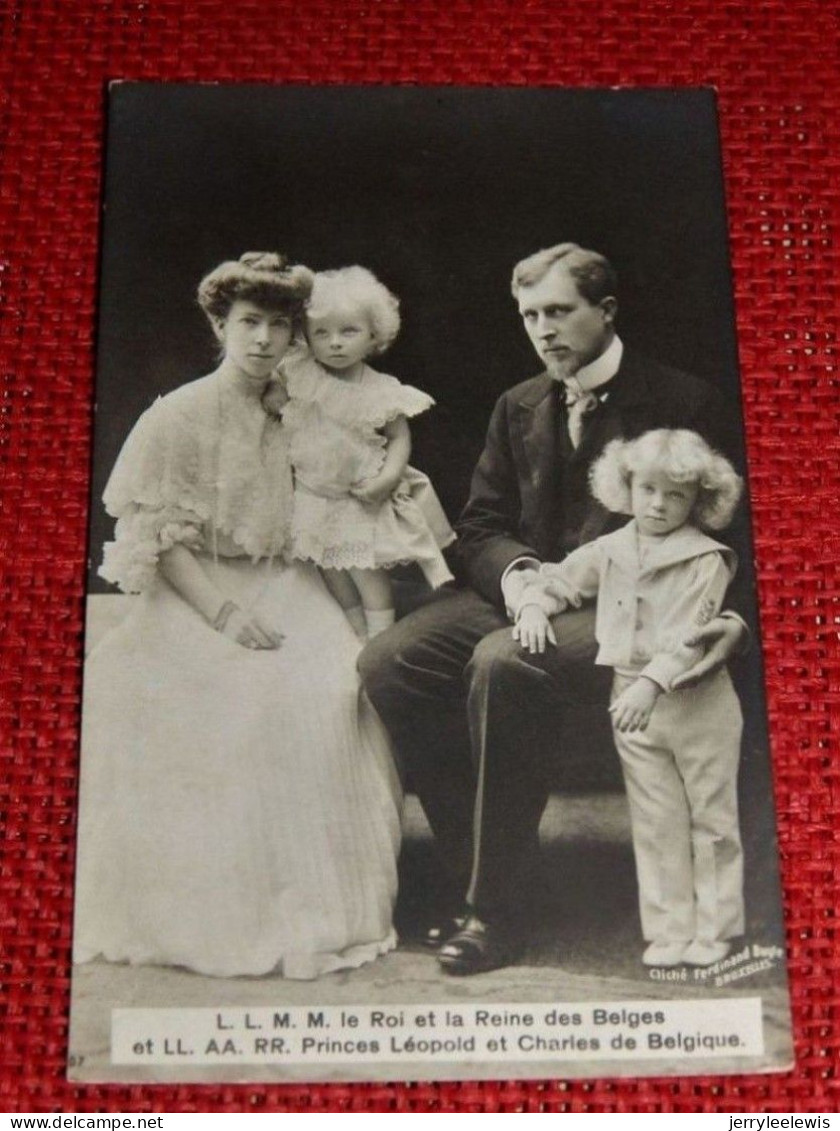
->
[437,914,515,975]
[420,915,466,952]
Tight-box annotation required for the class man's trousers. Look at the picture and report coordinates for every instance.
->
[358,588,612,920]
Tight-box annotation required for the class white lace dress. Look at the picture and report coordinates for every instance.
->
[282,358,455,587]
[73,370,402,979]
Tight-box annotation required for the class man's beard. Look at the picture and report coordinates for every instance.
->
[545,352,581,381]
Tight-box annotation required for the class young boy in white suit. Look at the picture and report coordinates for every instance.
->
[512,429,744,968]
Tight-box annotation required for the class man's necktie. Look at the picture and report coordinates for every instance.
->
[564,378,599,449]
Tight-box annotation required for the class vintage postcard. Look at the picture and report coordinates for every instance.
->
[68,84,792,1082]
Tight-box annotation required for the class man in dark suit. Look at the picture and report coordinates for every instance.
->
[359,243,748,974]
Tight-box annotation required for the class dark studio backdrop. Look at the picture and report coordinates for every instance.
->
[87,84,783,942]
[89,83,744,591]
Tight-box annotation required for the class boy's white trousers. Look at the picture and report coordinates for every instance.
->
[612,669,744,944]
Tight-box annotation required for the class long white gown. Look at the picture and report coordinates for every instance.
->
[73,370,402,979]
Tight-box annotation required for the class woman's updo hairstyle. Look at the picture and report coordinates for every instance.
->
[197,252,315,325]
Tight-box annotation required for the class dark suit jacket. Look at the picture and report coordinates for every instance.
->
[456,347,748,608]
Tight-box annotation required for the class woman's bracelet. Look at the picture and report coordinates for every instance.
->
[211,599,239,633]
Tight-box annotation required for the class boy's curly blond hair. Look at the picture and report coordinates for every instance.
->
[590,429,742,531]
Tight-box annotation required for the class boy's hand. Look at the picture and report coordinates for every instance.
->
[351,479,396,506]
[609,677,661,733]
[513,604,557,654]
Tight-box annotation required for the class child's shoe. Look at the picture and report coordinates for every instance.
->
[682,939,731,967]
[642,940,688,967]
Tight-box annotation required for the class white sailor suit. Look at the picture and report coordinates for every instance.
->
[519,520,745,946]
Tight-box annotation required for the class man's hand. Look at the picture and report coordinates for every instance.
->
[670,616,746,690]
[513,604,557,654]
[609,676,661,733]
[351,478,396,506]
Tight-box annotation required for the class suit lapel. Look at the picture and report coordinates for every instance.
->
[511,375,561,554]
[605,349,658,435]
[508,353,665,556]
[571,406,622,465]
[570,348,657,465]
[515,374,558,494]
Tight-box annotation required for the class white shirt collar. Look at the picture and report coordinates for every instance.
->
[573,334,623,394]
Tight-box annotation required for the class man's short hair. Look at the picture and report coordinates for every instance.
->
[511,243,618,305]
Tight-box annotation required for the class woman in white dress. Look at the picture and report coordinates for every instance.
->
[73,252,402,980]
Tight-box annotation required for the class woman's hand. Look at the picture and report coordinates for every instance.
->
[513,604,557,654]
[351,478,396,506]
[609,677,661,733]
[670,616,746,690]
[221,606,284,650]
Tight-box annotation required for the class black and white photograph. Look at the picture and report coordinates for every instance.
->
[68,84,792,1082]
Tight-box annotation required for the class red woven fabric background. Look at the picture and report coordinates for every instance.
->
[1,0,838,1113]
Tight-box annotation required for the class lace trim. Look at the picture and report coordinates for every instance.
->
[99,506,205,594]
[292,534,415,573]
[283,358,434,430]
[99,373,294,593]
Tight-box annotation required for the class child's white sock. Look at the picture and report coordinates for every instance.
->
[365,608,396,638]
[344,605,369,640]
